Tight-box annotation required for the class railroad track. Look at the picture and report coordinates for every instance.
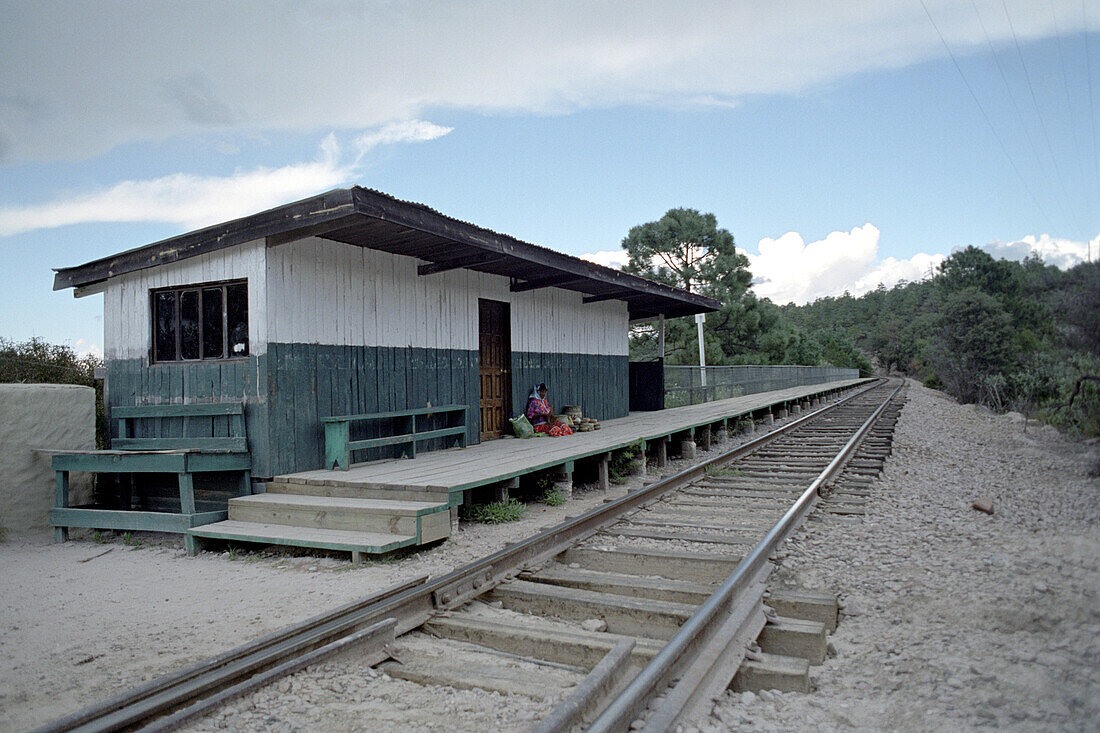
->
[34,379,906,733]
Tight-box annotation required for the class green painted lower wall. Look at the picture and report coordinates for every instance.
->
[511,351,629,424]
[106,355,271,473]
[107,345,628,478]
[264,344,480,475]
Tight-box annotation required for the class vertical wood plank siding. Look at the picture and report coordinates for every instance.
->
[259,344,627,475]
[264,237,628,356]
[106,355,270,472]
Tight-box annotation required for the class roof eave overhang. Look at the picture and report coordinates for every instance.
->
[52,189,358,292]
[53,187,720,319]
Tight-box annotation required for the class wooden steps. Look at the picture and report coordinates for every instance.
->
[266,479,450,505]
[187,520,417,556]
[187,482,452,559]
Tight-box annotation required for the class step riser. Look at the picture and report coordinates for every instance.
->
[230,504,419,535]
[267,481,449,505]
[418,509,451,543]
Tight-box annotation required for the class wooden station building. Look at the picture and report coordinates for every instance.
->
[54,187,719,482]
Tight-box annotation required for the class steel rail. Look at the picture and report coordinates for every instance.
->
[33,380,882,733]
[586,379,904,732]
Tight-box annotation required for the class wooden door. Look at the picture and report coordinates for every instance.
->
[478,299,511,440]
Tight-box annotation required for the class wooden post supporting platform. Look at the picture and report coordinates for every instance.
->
[696,425,711,451]
[679,428,697,460]
[492,477,519,502]
[554,461,574,500]
[598,453,611,490]
[656,437,668,468]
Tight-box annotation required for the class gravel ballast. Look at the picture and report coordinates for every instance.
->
[704,380,1099,732]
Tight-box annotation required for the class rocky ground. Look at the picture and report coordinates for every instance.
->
[3,380,1097,732]
[703,380,1100,732]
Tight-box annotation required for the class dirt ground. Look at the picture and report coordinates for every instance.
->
[0,423,731,733]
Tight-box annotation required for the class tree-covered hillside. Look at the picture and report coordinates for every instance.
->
[781,247,1098,435]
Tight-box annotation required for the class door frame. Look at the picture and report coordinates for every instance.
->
[478,298,512,440]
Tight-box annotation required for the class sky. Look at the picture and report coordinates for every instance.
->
[2,1,1098,358]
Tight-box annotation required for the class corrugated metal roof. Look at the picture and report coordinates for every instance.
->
[54,186,719,320]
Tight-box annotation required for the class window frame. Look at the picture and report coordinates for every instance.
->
[150,278,249,364]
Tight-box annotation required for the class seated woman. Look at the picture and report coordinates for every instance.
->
[525,383,574,437]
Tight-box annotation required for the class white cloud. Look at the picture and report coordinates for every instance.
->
[748,224,945,304]
[1,1,1094,163]
[580,249,629,269]
[0,121,450,236]
[73,338,103,359]
[354,120,453,154]
[0,135,353,236]
[747,225,1099,306]
[977,233,1096,269]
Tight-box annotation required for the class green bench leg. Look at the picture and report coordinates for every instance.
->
[325,421,351,470]
[54,470,69,543]
[238,470,252,497]
[178,472,200,555]
[178,472,197,514]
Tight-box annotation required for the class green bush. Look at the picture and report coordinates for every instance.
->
[609,441,643,483]
[0,337,107,448]
[540,489,566,506]
[462,498,526,524]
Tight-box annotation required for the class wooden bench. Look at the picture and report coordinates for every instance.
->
[324,405,468,470]
[50,403,252,554]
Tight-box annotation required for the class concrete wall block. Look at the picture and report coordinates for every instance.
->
[0,384,95,534]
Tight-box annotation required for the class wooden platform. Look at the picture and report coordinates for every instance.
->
[188,378,866,558]
[280,379,867,497]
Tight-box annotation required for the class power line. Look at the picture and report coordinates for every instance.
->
[1000,0,1084,234]
[1085,0,1100,254]
[971,0,1049,199]
[918,0,1052,225]
[1049,0,1087,212]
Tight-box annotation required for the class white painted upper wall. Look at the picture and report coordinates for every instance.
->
[265,237,628,356]
[103,239,267,360]
[102,236,628,360]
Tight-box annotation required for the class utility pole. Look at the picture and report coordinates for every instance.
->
[696,312,706,388]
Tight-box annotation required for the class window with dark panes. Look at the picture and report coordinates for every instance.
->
[151,280,249,362]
